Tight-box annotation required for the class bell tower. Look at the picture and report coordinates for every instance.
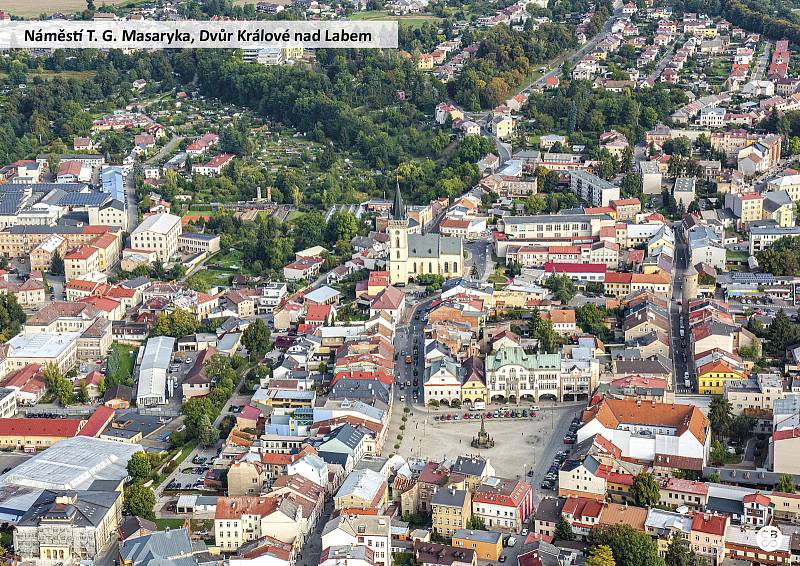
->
[388,179,409,284]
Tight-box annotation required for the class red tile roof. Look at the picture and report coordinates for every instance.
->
[691,513,727,536]
[0,418,83,438]
[77,405,114,437]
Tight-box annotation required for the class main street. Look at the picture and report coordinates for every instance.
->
[671,224,691,393]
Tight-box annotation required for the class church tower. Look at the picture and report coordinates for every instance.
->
[388,180,410,285]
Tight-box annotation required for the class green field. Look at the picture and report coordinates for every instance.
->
[349,10,441,29]
[109,342,136,381]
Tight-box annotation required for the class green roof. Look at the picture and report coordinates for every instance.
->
[485,346,560,371]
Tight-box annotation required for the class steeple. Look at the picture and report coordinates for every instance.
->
[392,177,406,221]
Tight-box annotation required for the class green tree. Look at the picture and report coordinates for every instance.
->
[0,293,26,341]
[664,532,703,566]
[466,515,486,529]
[242,318,271,360]
[555,516,575,541]
[197,414,220,447]
[124,482,156,520]
[576,304,612,341]
[43,363,73,406]
[127,451,153,482]
[587,545,616,566]
[590,524,665,566]
[50,251,65,276]
[709,396,733,438]
[544,274,576,304]
[730,414,756,445]
[630,472,660,507]
[152,309,199,338]
[779,473,796,493]
[77,379,89,403]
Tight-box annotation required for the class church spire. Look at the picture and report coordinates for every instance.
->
[392,177,406,221]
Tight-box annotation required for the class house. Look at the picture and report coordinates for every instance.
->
[690,513,728,566]
[192,153,235,176]
[413,540,476,566]
[432,488,472,537]
[471,477,534,532]
[334,468,388,513]
[451,529,502,561]
[321,514,392,566]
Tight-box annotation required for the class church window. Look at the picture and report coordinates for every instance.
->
[413,262,417,272]
[429,262,433,273]
[396,251,400,259]
[453,262,458,272]
[444,262,449,272]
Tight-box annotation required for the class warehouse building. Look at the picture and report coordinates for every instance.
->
[136,336,175,406]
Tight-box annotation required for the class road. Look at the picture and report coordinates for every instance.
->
[465,239,493,281]
[671,225,691,393]
[125,168,139,233]
[648,42,678,82]
[751,40,772,81]
[525,0,624,91]
[145,135,184,165]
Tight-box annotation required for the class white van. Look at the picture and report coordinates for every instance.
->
[471,401,486,411]
[507,536,517,547]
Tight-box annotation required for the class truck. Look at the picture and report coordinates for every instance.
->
[470,401,486,411]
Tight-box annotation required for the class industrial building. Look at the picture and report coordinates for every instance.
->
[136,336,175,406]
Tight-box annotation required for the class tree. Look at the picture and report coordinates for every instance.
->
[587,545,616,566]
[576,304,611,341]
[466,515,486,529]
[50,251,65,276]
[708,396,733,438]
[127,451,153,482]
[544,274,576,304]
[77,379,89,403]
[664,532,702,566]
[197,414,220,447]
[124,482,156,520]
[242,318,271,360]
[590,524,665,566]
[43,363,73,406]
[779,473,796,493]
[152,309,199,338]
[0,293,26,341]
[730,414,756,445]
[555,516,575,541]
[630,472,660,507]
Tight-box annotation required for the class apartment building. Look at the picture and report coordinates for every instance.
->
[130,213,181,263]
[569,171,620,207]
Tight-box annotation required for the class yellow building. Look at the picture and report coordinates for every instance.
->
[452,529,503,561]
[763,191,795,227]
[282,46,304,60]
[417,53,434,70]
[432,488,471,537]
[334,469,388,513]
[461,364,488,405]
[64,245,100,281]
[697,360,746,395]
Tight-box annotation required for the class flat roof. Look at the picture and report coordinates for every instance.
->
[137,336,175,401]
[7,332,80,359]
[132,213,181,236]
[0,436,141,491]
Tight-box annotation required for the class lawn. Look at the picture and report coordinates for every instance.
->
[3,0,129,17]
[349,10,441,29]
[186,268,233,293]
[109,342,136,382]
[154,518,185,530]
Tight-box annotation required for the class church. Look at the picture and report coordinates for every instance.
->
[388,183,464,285]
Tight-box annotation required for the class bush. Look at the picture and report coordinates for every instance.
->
[394,444,400,449]
[397,434,402,440]
[399,425,405,431]
[401,416,408,422]
[404,407,411,413]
